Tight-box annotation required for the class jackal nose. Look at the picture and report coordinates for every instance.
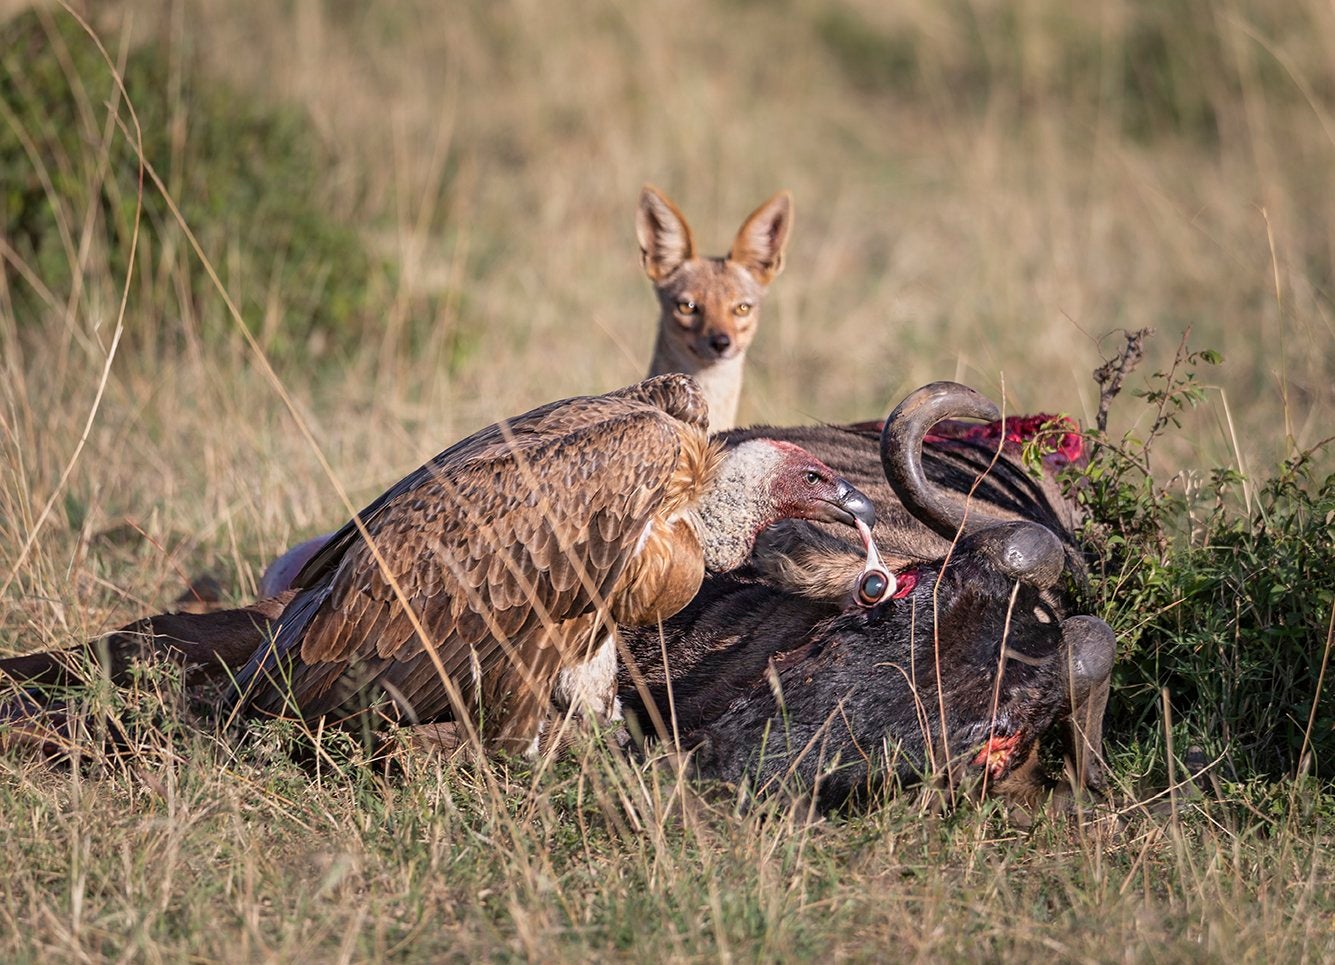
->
[708,332,732,354]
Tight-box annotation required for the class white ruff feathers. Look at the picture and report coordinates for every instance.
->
[696,440,784,572]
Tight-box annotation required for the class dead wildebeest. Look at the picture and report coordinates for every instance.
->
[618,381,1114,813]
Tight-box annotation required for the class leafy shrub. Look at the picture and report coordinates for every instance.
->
[1078,341,1334,781]
[0,10,387,356]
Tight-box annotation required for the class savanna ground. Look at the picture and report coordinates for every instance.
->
[0,0,1333,959]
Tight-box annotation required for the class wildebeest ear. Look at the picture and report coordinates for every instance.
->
[750,522,915,602]
[728,191,793,285]
[637,185,696,282]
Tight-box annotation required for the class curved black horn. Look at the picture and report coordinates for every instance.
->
[880,381,1002,540]
[970,521,1066,590]
[1060,615,1116,693]
[1059,615,1116,792]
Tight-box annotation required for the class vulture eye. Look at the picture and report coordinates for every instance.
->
[676,300,697,315]
[856,570,894,607]
[805,469,822,485]
[734,302,752,316]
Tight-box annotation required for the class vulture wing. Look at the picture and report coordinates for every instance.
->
[234,375,709,728]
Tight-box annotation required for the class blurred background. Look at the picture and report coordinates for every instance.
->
[1,0,1332,612]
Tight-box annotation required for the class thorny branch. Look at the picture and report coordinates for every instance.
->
[1093,327,1153,436]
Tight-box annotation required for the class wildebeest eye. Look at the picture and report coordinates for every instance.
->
[857,571,889,606]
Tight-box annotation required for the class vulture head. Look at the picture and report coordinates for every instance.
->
[697,439,876,573]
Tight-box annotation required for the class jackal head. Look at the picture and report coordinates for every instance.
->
[638,186,792,428]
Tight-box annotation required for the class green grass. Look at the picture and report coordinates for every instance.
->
[0,9,393,360]
[1,0,1333,959]
[1073,340,1335,785]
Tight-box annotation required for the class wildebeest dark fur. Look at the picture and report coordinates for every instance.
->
[621,532,1072,811]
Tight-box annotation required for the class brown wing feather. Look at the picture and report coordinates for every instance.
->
[610,517,706,626]
[287,374,701,591]
[236,376,705,735]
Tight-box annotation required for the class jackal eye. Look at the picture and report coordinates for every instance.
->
[676,300,697,315]
[734,302,752,317]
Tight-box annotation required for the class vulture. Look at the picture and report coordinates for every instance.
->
[230,374,875,755]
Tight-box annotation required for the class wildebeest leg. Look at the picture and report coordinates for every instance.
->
[0,594,296,757]
[0,593,294,694]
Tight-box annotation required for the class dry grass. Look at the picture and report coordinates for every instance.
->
[1,0,1333,959]
[0,722,1332,961]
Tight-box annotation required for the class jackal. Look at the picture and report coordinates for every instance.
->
[638,185,792,430]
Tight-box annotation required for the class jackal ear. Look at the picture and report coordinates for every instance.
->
[637,185,696,282]
[729,191,793,285]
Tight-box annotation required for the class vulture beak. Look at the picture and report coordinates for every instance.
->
[815,478,877,530]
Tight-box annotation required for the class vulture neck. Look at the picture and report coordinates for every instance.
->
[696,441,781,573]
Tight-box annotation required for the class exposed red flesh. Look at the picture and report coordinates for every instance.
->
[972,731,1023,778]
[924,414,1085,468]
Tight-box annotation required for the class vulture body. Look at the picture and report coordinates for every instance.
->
[231,374,873,754]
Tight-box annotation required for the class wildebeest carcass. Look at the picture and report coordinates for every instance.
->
[617,381,1114,812]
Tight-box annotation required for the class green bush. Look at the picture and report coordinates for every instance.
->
[1079,343,1335,781]
[0,10,387,356]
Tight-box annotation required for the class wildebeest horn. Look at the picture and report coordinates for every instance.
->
[1059,614,1116,791]
[1061,615,1115,688]
[970,520,1065,589]
[880,381,1005,541]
